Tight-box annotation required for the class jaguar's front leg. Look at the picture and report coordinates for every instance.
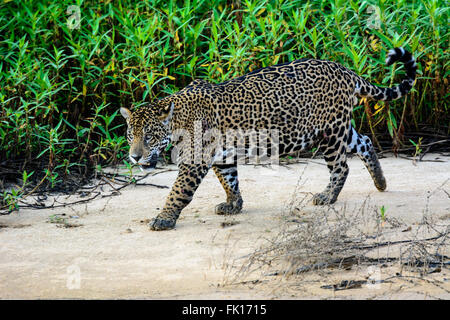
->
[149,163,210,230]
[212,164,243,215]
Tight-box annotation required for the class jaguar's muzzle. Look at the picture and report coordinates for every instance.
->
[139,153,158,171]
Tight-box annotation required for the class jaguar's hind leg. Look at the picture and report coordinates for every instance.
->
[347,126,386,191]
[313,139,349,205]
[212,163,243,215]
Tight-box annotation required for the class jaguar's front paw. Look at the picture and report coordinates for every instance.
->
[215,198,243,215]
[312,192,336,206]
[148,217,176,231]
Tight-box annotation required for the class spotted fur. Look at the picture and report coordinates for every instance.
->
[120,47,416,230]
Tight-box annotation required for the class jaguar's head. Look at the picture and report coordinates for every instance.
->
[120,101,174,171]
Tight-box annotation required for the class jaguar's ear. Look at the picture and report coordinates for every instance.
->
[160,102,175,125]
[120,107,132,120]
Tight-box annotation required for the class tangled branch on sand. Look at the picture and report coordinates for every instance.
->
[0,168,173,215]
[230,175,449,292]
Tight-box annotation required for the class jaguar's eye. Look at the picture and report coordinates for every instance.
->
[144,134,152,142]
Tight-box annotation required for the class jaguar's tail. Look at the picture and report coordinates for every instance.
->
[355,47,416,101]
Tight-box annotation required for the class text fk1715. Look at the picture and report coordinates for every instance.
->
[182,304,267,317]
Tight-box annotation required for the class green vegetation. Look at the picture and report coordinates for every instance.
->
[380,204,386,222]
[0,0,448,210]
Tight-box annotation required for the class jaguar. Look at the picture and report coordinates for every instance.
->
[120,47,416,231]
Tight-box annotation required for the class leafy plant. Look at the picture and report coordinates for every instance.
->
[380,205,386,222]
[409,137,423,158]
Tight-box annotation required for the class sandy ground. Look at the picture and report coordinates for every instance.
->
[0,154,449,299]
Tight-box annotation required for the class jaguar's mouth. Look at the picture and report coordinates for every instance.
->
[138,154,158,172]
[140,162,156,172]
